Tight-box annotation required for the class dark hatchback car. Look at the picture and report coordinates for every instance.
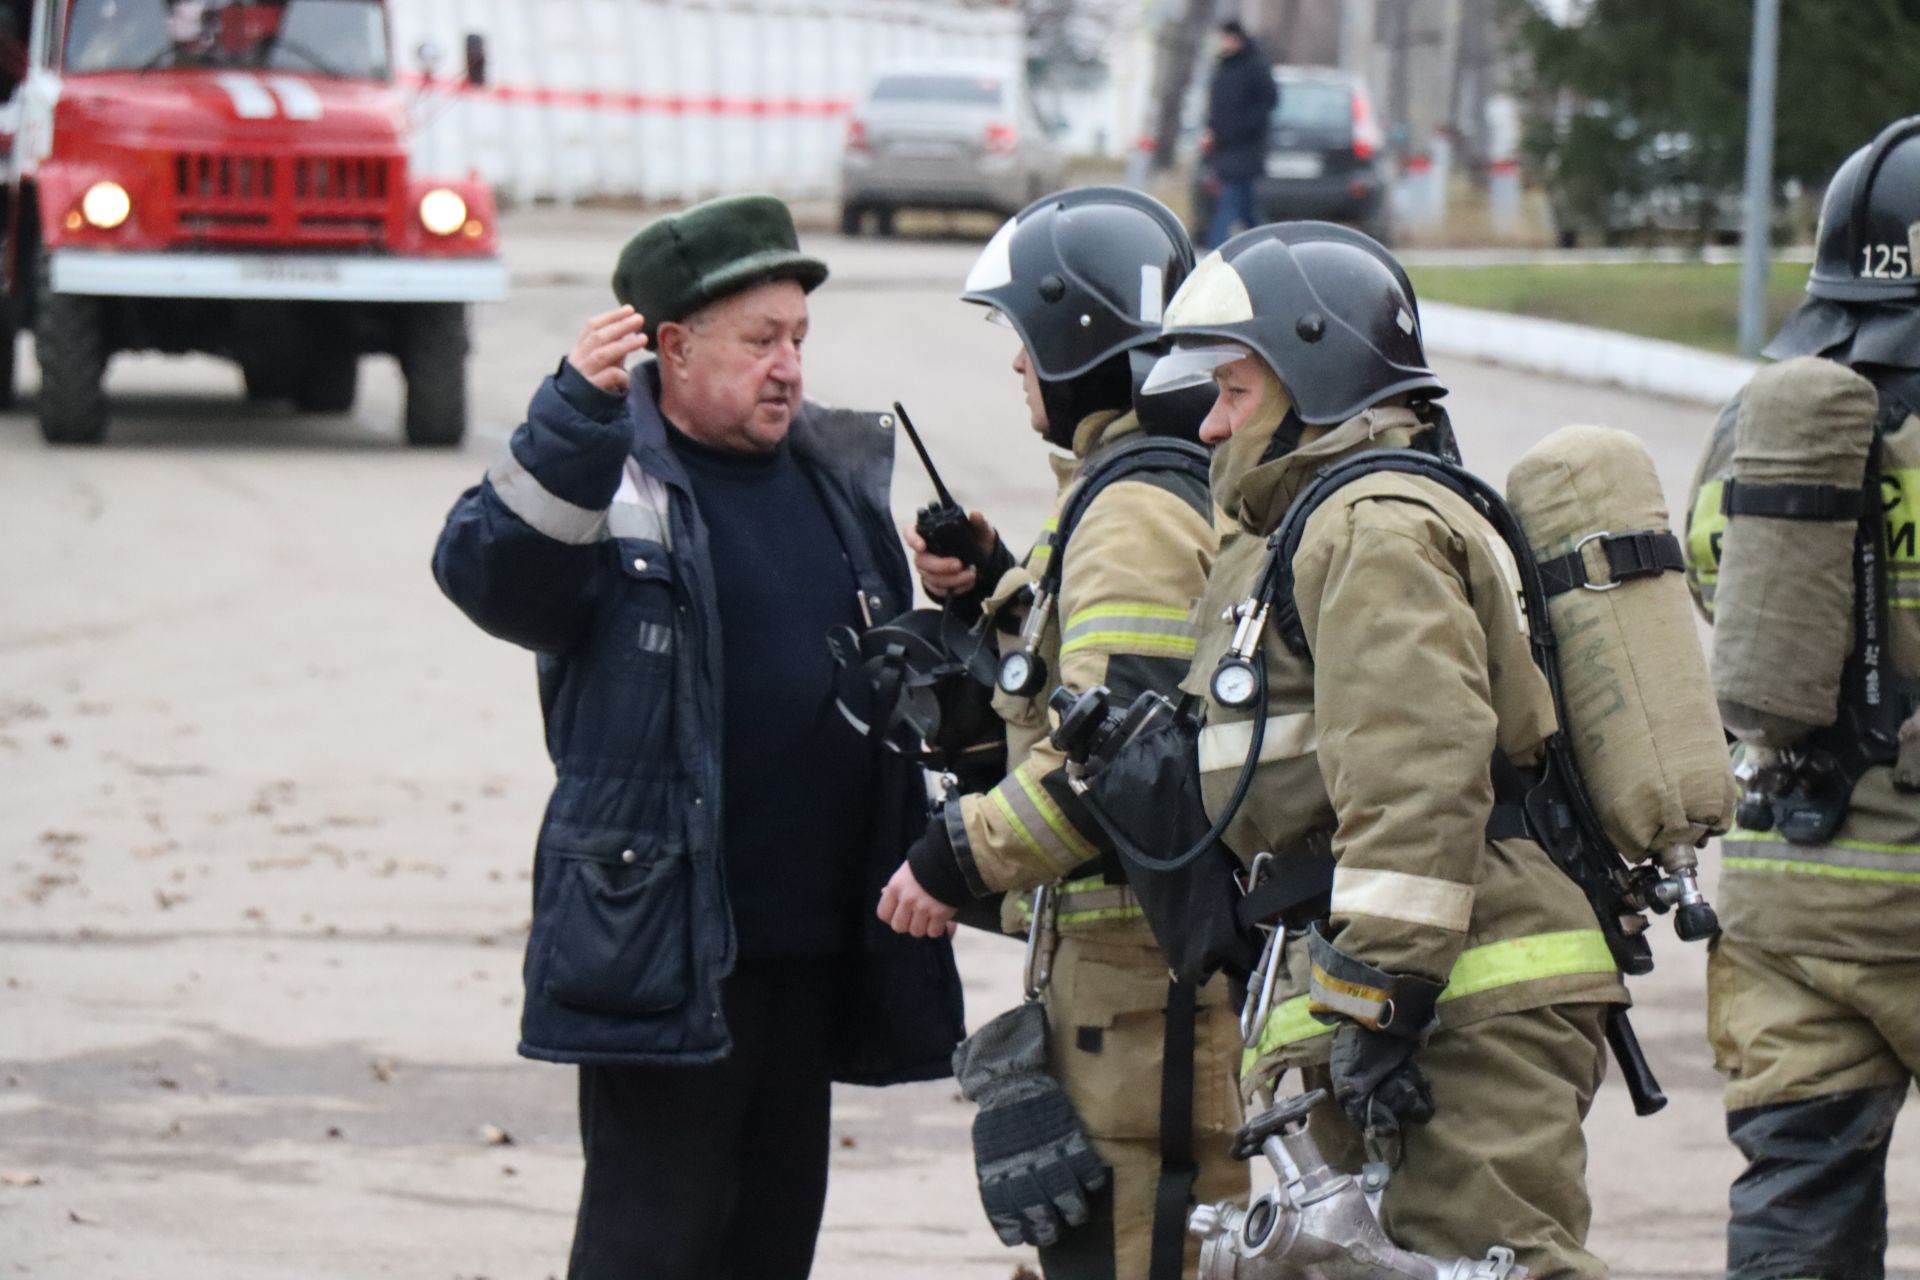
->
[1193,65,1391,245]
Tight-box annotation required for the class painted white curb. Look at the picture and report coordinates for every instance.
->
[1422,301,1759,406]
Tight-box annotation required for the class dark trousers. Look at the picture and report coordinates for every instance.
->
[567,956,844,1280]
[1206,178,1258,250]
[1727,1086,1907,1280]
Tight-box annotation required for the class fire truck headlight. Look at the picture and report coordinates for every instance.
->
[81,182,132,230]
[419,189,468,237]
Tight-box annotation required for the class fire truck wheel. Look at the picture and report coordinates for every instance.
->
[295,354,359,414]
[401,304,467,447]
[242,362,296,403]
[37,290,108,445]
[0,304,17,411]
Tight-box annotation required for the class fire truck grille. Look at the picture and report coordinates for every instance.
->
[171,153,397,246]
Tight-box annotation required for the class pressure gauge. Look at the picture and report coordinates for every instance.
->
[1211,656,1260,709]
[998,650,1048,698]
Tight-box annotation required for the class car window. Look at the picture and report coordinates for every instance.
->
[1273,80,1350,130]
[871,74,1003,106]
[65,0,388,78]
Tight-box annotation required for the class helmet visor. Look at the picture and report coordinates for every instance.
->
[1140,343,1251,395]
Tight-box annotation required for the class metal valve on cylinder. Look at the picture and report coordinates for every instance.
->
[1647,846,1720,942]
[1190,1090,1530,1280]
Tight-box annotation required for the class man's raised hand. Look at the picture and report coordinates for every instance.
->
[569,305,650,393]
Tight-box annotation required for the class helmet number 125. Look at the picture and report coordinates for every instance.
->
[1862,244,1912,279]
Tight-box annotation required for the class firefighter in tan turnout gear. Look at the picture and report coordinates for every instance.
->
[876,188,1249,1278]
[1684,117,1920,1280]
[1135,224,1630,1279]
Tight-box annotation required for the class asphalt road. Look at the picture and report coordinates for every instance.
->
[2,206,1916,1280]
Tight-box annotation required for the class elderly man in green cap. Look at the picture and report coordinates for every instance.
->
[433,194,965,1280]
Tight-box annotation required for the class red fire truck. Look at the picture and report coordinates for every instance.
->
[0,0,505,445]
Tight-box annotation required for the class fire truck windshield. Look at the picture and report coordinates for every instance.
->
[65,0,390,80]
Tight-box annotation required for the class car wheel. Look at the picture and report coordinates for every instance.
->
[875,206,897,238]
[400,304,468,448]
[839,204,862,237]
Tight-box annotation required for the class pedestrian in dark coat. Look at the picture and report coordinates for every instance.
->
[1203,19,1278,248]
[432,193,965,1280]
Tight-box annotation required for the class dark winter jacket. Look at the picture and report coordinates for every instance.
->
[432,363,965,1080]
[1206,41,1278,183]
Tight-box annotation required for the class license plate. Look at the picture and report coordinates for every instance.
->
[1265,152,1324,180]
[889,141,962,159]
[239,257,342,285]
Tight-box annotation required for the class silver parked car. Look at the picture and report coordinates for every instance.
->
[839,61,1067,235]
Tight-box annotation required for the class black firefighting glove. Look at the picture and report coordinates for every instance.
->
[1309,924,1441,1142]
[953,1001,1108,1248]
[1329,1022,1435,1141]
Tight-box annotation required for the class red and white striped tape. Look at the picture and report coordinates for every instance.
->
[402,72,852,117]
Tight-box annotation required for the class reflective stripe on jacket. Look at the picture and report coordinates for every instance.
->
[1187,407,1626,1087]
[952,410,1217,937]
[1684,381,1920,961]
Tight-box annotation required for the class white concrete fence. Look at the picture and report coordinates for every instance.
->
[389,0,1025,205]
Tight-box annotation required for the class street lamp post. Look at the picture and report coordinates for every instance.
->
[1738,0,1781,357]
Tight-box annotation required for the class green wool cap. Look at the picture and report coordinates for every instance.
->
[611,194,828,338]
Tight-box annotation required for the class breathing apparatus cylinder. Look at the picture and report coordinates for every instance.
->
[1506,426,1738,867]
[1711,357,1880,747]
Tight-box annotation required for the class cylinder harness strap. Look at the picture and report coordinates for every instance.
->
[1719,480,1867,521]
[1536,530,1687,597]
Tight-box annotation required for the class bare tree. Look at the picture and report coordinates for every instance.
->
[1147,0,1216,171]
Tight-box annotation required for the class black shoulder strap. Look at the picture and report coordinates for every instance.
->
[1038,436,1212,598]
[1261,447,1479,655]
[1148,977,1198,1280]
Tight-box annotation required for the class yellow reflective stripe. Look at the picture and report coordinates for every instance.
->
[1728,828,1920,855]
[1057,905,1147,924]
[1241,929,1618,1072]
[1240,997,1327,1074]
[1725,856,1920,885]
[1016,762,1099,864]
[1437,929,1617,1001]
[1066,602,1191,626]
[1060,630,1198,658]
[1724,829,1920,882]
[989,788,1046,861]
[1025,518,1060,572]
[1011,877,1146,926]
[995,761,1097,870]
[1688,480,1726,584]
[1060,602,1196,658]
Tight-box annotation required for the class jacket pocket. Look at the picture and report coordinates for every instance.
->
[608,538,677,684]
[543,844,692,1015]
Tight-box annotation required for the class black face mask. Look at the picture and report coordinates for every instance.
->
[1039,354,1134,449]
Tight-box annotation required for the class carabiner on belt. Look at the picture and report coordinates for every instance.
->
[1236,851,1285,1048]
[1022,881,1060,1000]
